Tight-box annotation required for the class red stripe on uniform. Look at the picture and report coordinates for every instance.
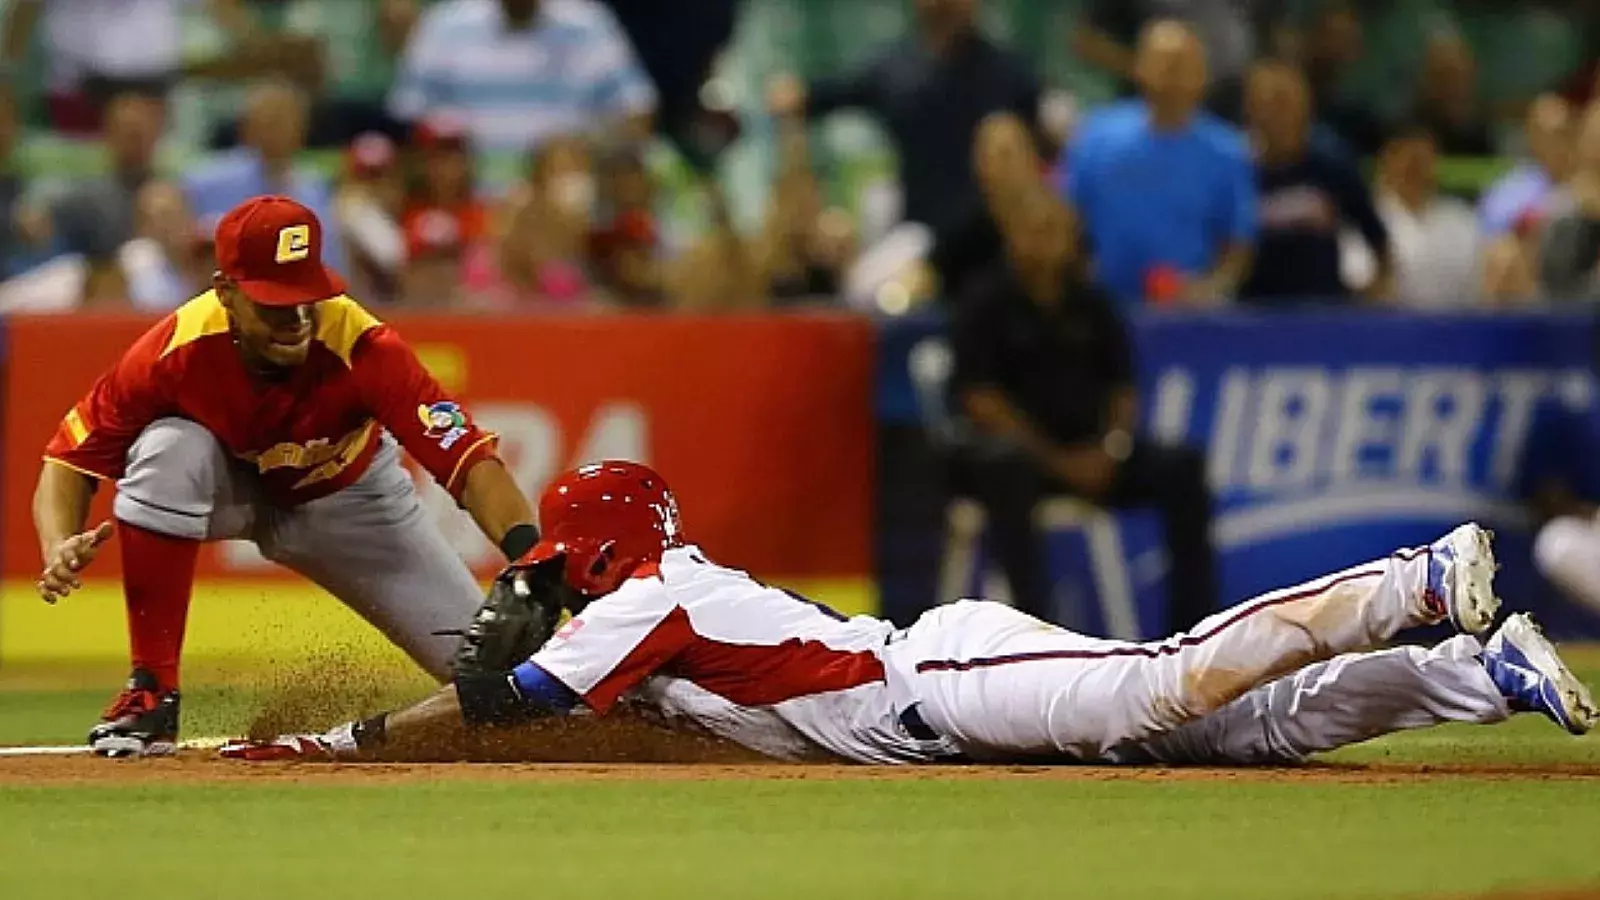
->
[582,605,889,712]
[584,606,696,713]
[914,552,1421,674]
[673,636,886,707]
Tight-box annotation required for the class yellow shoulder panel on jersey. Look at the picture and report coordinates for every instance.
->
[315,295,384,367]
[161,291,230,358]
[63,407,89,445]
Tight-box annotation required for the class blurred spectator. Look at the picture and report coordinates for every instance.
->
[1561,56,1599,111]
[950,191,1216,632]
[1300,1,1386,158]
[2,0,180,134]
[335,132,407,302]
[666,184,763,313]
[1359,127,1480,307]
[1480,94,1575,239]
[0,86,55,280]
[1240,61,1390,304]
[757,123,854,305]
[1539,103,1600,302]
[0,254,89,313]
[768,0,1044,274]
[1071,0,1294,123]
[931,112,1045,302]
[205,0,421,150]
[388,0,657,159]
[1408,32,1495,157]
[589,144,665,307]
[51,92,165,289]
[601,0,742,171]
[1559,14,1600,108]
[116,180,211,311]
[285,0,419,146]
[1481,217,1544,306]
[489,135,602,308]
[1064,20,1256,309]
[397,117,490,307]
[183,79,344,275]
[1522,357,1600,618]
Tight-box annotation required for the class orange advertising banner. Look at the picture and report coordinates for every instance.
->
[2,312,874,580]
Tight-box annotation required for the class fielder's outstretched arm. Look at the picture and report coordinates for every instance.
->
[459,457,540,560]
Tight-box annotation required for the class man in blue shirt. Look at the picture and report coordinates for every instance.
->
[183,79,345,276]
[1062,20,1256,309]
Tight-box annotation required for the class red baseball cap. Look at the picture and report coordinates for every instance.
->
[413,114,470,152]
[346,132,397,179]
[213,195,347,307]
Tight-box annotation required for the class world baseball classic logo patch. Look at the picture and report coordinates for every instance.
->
[417,400,469,450]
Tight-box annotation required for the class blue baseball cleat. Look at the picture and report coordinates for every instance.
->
[1424,523,1501,635]
[1482,613,1597,736]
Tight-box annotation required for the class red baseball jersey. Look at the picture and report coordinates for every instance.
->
[44,291,498,506]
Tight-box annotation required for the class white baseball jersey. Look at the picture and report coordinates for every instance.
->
[526,545,958,763]
[526,535,1495,767]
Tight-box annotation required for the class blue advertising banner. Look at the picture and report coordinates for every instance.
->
[878,309,1600,639]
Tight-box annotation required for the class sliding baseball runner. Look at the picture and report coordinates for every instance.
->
[225,461,1597,765]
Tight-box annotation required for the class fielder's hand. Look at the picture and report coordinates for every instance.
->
[443,561,569,677]
[37,521,114,603]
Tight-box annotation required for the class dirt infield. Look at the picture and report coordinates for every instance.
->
[4,753,1600,787]
[6,708,1600,787]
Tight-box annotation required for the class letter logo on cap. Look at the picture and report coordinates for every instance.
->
[275,225,312,263]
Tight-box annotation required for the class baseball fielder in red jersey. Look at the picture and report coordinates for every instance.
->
[225,462,1595,767]
[31,195,540,757]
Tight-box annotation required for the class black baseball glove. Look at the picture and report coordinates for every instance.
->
[443,559,573,677]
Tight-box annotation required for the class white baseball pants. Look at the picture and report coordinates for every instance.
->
[892,546,1506,762]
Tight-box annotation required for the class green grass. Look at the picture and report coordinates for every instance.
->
[4,679,1600,900]
[4,587,1599,900]
[1,779,1597,900]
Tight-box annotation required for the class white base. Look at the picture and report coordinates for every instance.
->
[0,736,229,758]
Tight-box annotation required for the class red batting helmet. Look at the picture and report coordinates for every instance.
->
[514,461,685,597]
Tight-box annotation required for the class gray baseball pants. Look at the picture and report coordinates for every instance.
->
[111,417,484,680]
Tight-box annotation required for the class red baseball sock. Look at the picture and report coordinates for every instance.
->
[118,521,201,692]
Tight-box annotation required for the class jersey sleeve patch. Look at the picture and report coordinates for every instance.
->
[354,328,497,497]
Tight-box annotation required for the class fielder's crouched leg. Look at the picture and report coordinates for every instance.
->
[95,418,261,756]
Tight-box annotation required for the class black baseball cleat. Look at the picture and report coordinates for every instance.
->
[88,669,181,758]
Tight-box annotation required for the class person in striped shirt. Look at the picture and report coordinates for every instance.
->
[386,0,656,164]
